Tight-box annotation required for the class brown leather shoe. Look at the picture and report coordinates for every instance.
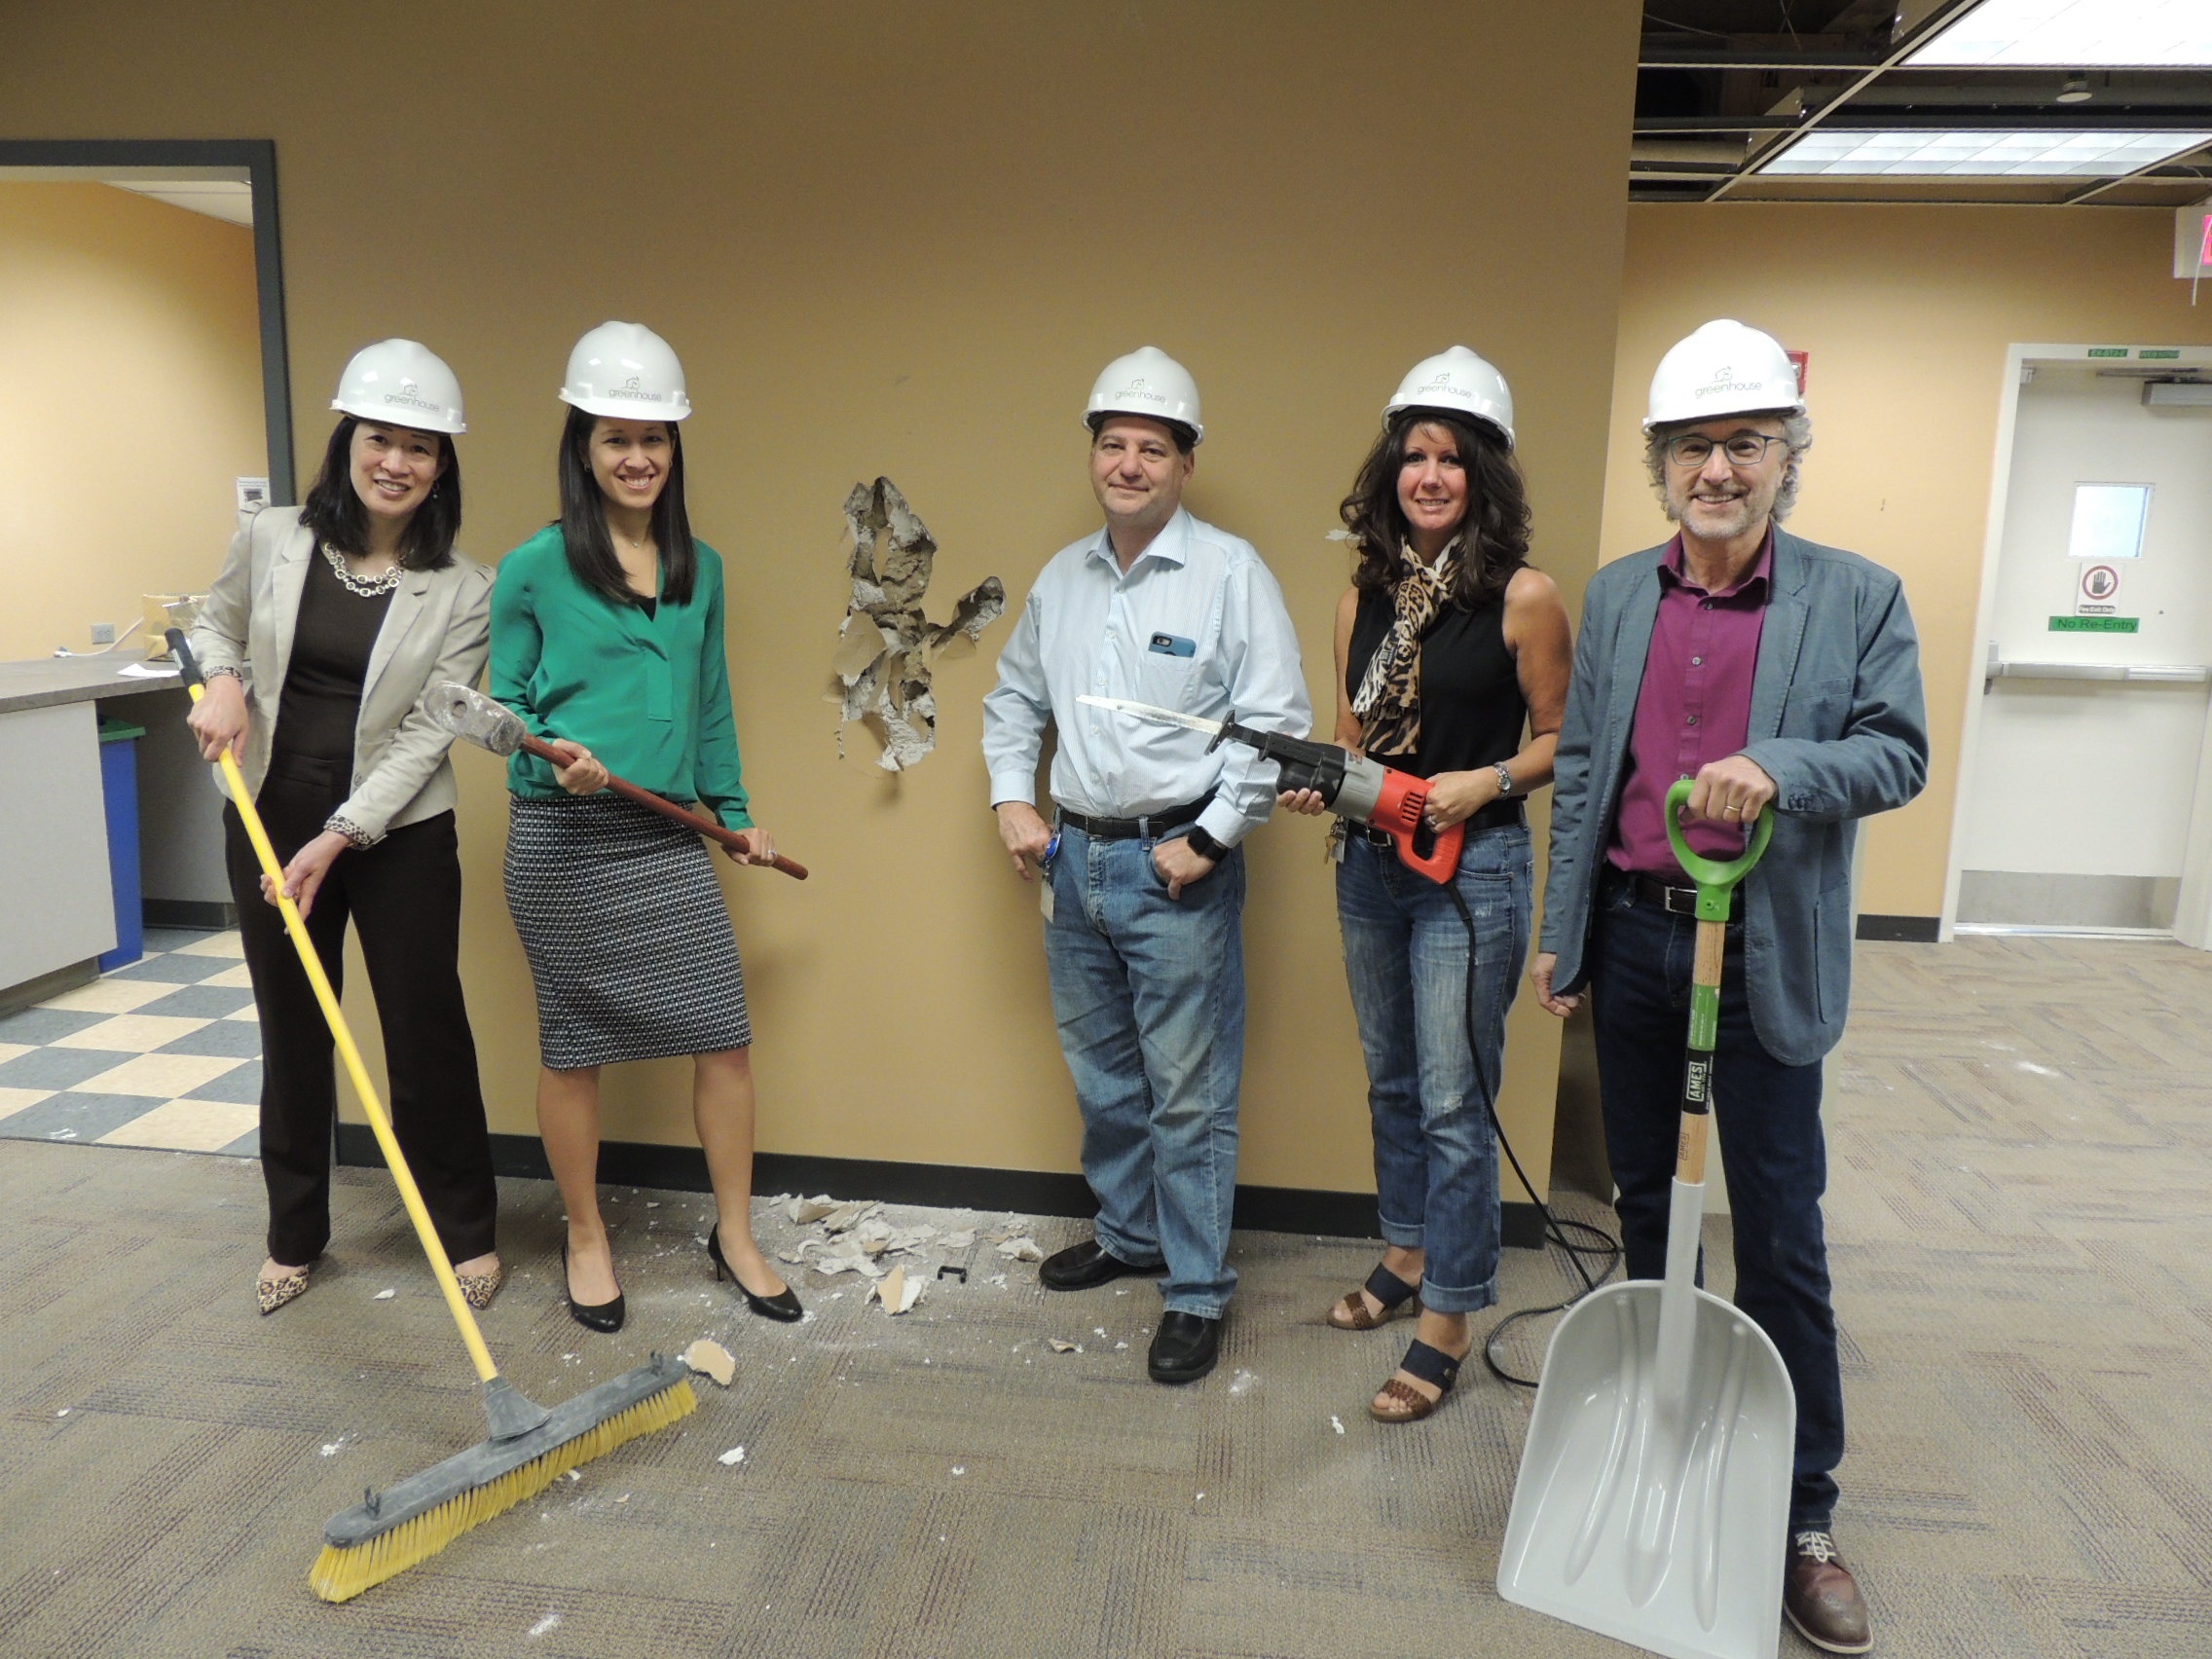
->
[1784,1530,1872,1654]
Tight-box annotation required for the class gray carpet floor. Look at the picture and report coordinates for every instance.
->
[2,935,2209,1657]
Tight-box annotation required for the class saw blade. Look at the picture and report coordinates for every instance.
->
[1077,695,1225,737]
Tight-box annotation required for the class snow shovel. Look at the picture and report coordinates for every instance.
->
[1497,778,1794,1659]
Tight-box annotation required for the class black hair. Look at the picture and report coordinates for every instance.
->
[1087,412,1198,457]
[554,405,697,608]
[297,415,461,570]
[1340,408,1530,607]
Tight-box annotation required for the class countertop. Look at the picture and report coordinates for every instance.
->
[0,653,185,716]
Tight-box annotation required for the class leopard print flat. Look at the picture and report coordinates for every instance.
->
[257,1265,312,1316]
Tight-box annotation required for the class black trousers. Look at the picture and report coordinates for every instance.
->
[225,756,498,1266]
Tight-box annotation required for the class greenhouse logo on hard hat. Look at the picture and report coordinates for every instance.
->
[1117,378,1166,406]
[1695,363,1767,399]
[617,374,665,404]
[381,379,443,415]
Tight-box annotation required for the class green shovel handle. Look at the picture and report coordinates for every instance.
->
[1664,777,1772,921]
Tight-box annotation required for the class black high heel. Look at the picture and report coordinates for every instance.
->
[708,1226,803,1322]
[560,1239,625,1333]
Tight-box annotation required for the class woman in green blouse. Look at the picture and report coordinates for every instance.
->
[492,320,799,1334]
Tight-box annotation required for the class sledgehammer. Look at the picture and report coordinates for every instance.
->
[421,682,809,880]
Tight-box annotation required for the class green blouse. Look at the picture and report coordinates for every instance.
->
[490,527,752,829]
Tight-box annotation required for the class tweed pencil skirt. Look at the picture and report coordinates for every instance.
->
[504,795,754,1069]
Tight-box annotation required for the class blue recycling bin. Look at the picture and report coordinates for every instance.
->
[96,718,146,972]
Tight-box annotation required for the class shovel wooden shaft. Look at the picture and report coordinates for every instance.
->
[1675,918,1725,1186]
[516,731,809,880]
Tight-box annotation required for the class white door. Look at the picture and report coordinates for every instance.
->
[1958,361,2212,932]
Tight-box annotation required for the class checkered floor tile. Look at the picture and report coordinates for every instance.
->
[0,929,260,1156]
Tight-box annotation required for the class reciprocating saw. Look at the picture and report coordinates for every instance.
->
[1078,695,1462,883]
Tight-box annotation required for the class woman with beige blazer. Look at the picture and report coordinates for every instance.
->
[188,340,501,1316]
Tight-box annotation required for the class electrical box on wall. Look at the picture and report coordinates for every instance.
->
[2177,201,2212,280]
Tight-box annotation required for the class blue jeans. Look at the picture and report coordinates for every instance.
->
[1336,823,1531,1315]
[1043,822,1246,1318]
[1588,871,1844,1532]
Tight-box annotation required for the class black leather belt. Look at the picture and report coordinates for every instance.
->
[1350,796,1525,848]
[1056,791,1216,840]
[1607,866,1741,921]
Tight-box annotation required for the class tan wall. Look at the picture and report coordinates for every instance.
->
[0,182,263,662]
[1602,204,2212,921]
[3,2,1644,1200]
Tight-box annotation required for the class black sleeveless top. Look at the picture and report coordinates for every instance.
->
[274,549,394,776]
[1346,585,1526,781]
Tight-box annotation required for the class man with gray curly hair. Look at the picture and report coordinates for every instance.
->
[1532,320,1928,1653]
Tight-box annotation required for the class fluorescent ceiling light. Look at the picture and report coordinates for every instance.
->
[1760,129,2212,176]
[1907,0,2212,68]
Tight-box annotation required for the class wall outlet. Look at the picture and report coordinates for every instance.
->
[90,622,116,645]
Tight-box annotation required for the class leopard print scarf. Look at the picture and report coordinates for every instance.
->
[1350,540,1458,758]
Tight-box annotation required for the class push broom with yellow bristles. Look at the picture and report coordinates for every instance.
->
[169,631,695,1603]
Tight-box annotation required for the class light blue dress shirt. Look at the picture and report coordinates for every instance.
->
[982,507,1311,848]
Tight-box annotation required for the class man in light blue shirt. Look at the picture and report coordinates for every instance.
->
[983,347,1309,1385]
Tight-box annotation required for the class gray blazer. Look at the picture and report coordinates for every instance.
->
[190,505,494,844]
[1539,527,1928,1066]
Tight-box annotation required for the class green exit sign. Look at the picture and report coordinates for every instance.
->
[2087,348,2129,358]
[2049,615,2139,633]
[2140,349,2181,360]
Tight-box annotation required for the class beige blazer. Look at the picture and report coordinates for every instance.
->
[189,505,494,844]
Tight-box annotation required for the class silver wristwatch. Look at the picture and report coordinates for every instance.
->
[1494,762,1515,798]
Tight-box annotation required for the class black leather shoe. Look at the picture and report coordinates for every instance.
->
[1147,1311,1221,1384]
[709,1225,803,1322]
[1039,1238,1163,1291]
[561,1240,625,1334]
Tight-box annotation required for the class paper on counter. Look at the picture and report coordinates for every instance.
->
[116,661,180,679]
[830,477,1006,771]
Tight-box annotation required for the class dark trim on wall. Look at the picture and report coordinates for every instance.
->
[0,138,293,502]
[1856,913,1939,942]
[1,960,98,1016]
[336,1127,1548,1249]
[143,899,237,930]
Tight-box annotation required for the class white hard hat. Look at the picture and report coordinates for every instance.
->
[331,339,465,435]
[1085,346,1203,444]
[1645,318,1803,430]
[559,320,692,422]
[1384,346,1515,449]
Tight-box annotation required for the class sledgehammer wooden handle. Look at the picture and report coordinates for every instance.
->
[520,732,809,880]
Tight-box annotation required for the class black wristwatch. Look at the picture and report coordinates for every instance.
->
[1184,825,1225,861]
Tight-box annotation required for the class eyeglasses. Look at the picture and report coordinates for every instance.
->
[1663,433,1789,468]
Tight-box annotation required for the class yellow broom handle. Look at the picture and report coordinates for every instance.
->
[189,679,499,1382]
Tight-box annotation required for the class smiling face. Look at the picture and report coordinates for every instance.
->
[1089,415,1194,541]
[1663,416,1791,544]
[1395,422,1469,557]
[349,422,447,527]
[589,418,674,514]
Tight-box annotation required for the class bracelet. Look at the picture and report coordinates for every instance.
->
[203,665,243,684]
[1184,825,1224,861]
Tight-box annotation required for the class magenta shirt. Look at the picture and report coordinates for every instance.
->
[1606,530,1773,877]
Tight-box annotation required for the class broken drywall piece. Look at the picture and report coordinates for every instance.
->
[821,1199,879,1235]
[786,1194,836,1225]
[873,1266,926,1315]
[831,477,1006,771]
[995,1235,1045,1263]
[1049,1339,1081,1353]
[939,1229,976,1251]
[682,1339,737,1387]
[854,1216,895,1256]
[718,1446,747,1467]
[373,1288,395,1301]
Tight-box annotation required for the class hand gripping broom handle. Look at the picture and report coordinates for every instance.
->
[509,731,808,881]
[168,632,501,1384]
[1661,777,1773,1180]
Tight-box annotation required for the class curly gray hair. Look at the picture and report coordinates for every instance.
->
[1644,411,1814,523]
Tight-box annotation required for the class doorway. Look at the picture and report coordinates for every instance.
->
[1947,345,2212,944]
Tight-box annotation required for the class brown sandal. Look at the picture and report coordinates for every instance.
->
[1369,1338,1463,1424]
[1327,1263,1420,1330]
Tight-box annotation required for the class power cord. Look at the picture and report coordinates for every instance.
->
[1440,877,1621,1389]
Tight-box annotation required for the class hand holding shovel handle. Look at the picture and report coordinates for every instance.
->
[421,682,808,880]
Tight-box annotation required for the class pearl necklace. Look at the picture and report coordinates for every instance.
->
[321,541,404,598]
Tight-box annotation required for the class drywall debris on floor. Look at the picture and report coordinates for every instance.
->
[873,1265,925,1315]
[718,1445,747,1466]
[682,1338,737,1386]
[786,1194,836,1224]
[1049,1339,1081,1353]
[994,1235,1045,1263]
[830,477,1005,771]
